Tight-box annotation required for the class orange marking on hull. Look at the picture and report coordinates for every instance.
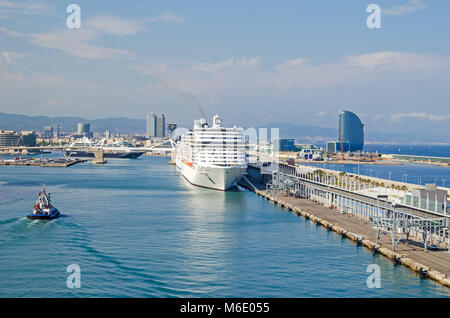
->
[183,160,193,167]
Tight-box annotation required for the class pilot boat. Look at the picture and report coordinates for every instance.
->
[27,186,60,220]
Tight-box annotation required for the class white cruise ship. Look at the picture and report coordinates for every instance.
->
[176,114,247,191]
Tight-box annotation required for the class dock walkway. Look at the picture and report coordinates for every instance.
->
[253,189,450,287]
[0,159,86,167]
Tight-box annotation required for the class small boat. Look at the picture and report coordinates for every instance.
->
[27,185,60,220]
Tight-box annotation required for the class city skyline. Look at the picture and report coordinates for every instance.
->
[0,1,449,138]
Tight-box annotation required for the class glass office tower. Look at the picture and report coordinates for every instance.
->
[339,110,364,152]
[146,113,156,137]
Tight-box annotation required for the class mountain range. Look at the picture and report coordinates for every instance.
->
[0,112,146,135]
[0,112,446,143]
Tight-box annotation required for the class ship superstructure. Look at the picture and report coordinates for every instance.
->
[27,185,60,220]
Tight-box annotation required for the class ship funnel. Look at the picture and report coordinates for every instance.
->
[199,118,208,128]
[212,114,222,128]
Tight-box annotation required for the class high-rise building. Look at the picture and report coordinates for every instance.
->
[339,110,364,152]
[56,125,62,137]
[146,113,156,137]
[156,113,166,138]
[43,126,53,138]
[147,113,166,138]
[326,110,364,154]
[76,123,92,138]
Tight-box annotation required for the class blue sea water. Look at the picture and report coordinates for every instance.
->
[308,161,450,187]
[307,144,450,187]
[0,156,449,297]
[364,144,450,158]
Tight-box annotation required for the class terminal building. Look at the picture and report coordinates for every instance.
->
[404,184,448,214]
[0,130,21,146]
[0,130,37,147]
[20,131,37,147]
[327,110,364,153]
[297,144,323,160]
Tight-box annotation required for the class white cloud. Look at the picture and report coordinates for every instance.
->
[86,16,147,36]
[390,112,450,121]
[145,12,185,24]
[0,25,135,60]
[1,51,28,63]
[29,29,135,60]
[132,51,450,94]
[192,56,260,73]
[0,0,53,15]
[86,12,184,36]
[345,51,450,70]
[383,0,426,16]
[372,114,385,122]
[0,12,185,59]
[274,57,310,71]
[0,65,142,118]
[0,26,26,37]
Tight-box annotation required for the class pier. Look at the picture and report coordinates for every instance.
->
[240,162,450,288]
[0,158,86,167]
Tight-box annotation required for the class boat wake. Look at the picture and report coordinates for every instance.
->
[236,185,250,192]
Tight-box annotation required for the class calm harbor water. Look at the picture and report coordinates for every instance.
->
[308,162,450,188]
[0,156,449,297]
[311,144,450,187]
[364,144,450,158]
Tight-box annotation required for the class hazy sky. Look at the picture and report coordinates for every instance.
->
[0,0,449,136]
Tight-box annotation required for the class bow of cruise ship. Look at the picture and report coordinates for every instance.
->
[175,115,247,191]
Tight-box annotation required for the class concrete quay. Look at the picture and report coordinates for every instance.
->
[238,170,450,288]
[0,158,86,167]
[255,189,450,288]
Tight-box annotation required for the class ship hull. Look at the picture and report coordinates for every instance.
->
[64,151,144,159]
[27,208,60,220]
[176,159,246,191]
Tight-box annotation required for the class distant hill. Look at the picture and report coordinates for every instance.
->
[0,112,146,134]
[257,122,445,144]
[0,112,445,143]
[254,122,336,140]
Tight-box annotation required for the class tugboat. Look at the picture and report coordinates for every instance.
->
[27,185,60,220]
